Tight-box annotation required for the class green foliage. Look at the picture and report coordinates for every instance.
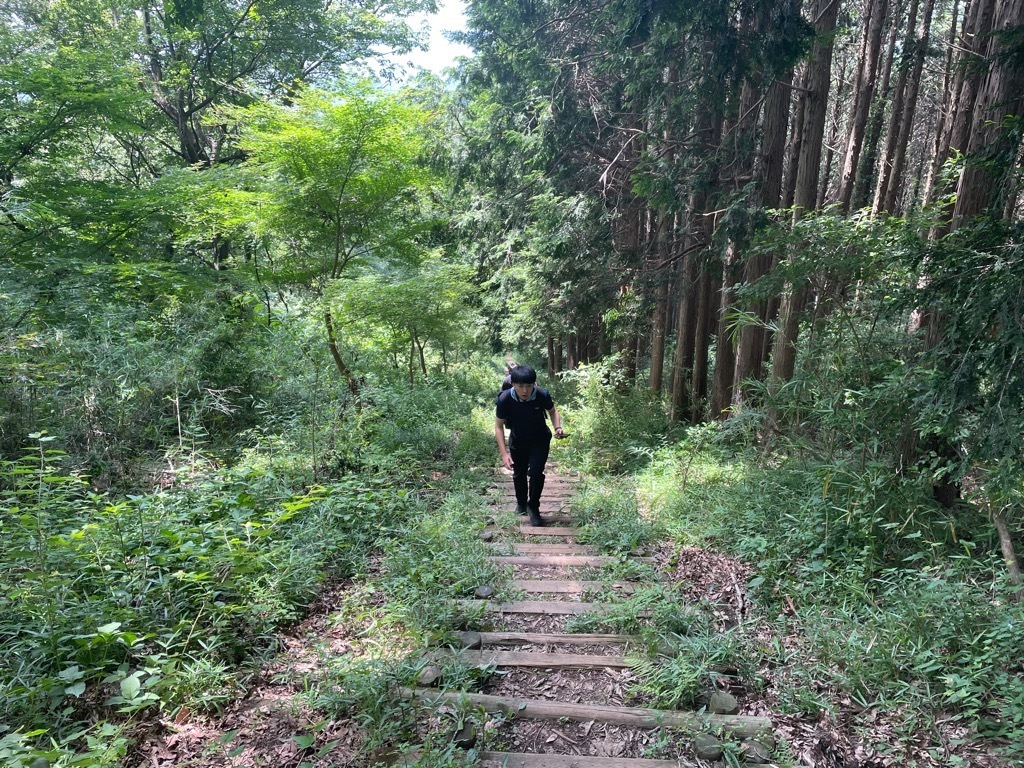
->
[0,435,419,735]
[332,256,477,379]
[628,628,753,710]
[570,482,660,555]
[640,441,1024,756]
[915,224,1024,504]
[558,357,671,474]
[378,486,502,636]
[221,84,434,286]
[565,584,703,639]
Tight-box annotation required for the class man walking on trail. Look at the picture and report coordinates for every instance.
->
[495,365,564,527]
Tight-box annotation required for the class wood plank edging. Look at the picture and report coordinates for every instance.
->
[398,688,773,739]
[480,751,691,767]
[432,649,630,669]
[477,631,640,647]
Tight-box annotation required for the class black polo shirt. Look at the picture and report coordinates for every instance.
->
[496,387,554,444]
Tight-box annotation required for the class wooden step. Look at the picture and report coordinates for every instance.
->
[399,688,773,739]
[498,542,597,555]
[484,526,581,537]
[433,649,629,669]
[498,493,575,501]
[511,580,634,594]
[488,515,575,526]
[458,600,646,617]
[490,503,570,514]
[480,752,690,768]
[477,631,640,647]
[491,555,652,567]
[520,526,579,537]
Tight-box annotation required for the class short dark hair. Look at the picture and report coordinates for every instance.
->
[510,365,537,384]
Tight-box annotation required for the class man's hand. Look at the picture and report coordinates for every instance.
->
[501,453,514,470]
[554,427,565,439]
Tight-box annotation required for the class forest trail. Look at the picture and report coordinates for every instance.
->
[405,469,789,767]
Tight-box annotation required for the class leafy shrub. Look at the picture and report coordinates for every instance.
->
[0,437,417,734]
[559,357,670,473]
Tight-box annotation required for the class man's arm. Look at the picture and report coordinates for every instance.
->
[547,406,564,438]
[495,417,514,469]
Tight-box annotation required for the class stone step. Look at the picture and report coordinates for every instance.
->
[399,688,773,739]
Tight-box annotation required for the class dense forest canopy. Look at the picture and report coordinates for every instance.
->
[2,0,1023,764]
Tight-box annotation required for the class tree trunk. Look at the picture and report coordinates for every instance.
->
[993,507,1023,589]
[690,261,716,423]
[770,0,840,399]
[876,0,935,214]
[416,334,427,377]
[928,0,997,233]
[951,0,1024,226]
[818,50,853,208]
[711,247,739,419]
[670,251,699,422]
[854,0,904,210]
[923,0,964,207]
[649,277,669,393]
[782,65,807,209]
[733,72,790,409]
[835,0,891,211]
[324,310,360,398]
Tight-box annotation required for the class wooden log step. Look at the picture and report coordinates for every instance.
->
[520,526,579,537]
[398,688,773,739]
[511,580,634,594]
[498,492,575,500]
[480,752,691,768]
[494,542,597,555]
[433,649,629,669]
[477,631,639,647]
[490,504,569,514]
[458,600,646,617]
[483,526,581,537]
[487,515,575,526]
[490,555,653,567]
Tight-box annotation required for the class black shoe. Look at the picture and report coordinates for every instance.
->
[527,504,543,527]
[515,503,528,516]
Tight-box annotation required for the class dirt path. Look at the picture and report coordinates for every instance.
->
[405,468,785,768]
[137,468,787,767]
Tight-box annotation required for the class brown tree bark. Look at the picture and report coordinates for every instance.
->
[875,0,936,214]
[324,310,361,398]
[927,0,998,229]
[690,261,718,423]
[670,251,699,422]
[853,0,904,210]
[993,508,1023,589]
[836,0,891,211]
[733,74,792,409]
[770,0,840,397]
[818,50,854,208]
[951,0,1024,226]
[649,211,671,394]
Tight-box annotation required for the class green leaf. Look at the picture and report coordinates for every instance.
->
[120,674,142,700]
[292,734,316,749]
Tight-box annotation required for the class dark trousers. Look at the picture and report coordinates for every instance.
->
[510,433,550,507]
